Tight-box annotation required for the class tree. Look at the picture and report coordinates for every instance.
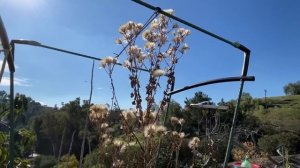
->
[182,92,211,134]
[162,100,182,129]
[184,91,211,105]
[240,92,255,113]
[283,81,300,95]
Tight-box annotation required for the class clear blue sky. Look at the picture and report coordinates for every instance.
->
[1,0,300,107]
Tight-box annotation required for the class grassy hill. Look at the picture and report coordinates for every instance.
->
[253,95,300,133]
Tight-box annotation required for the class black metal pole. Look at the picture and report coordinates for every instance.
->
[1,16,15,168]
[0,16,15,72]
[131,0,250,53]
[11,39,149,72]
[8,43,15,168]
[8,71,14,168]
[222,79,245,167]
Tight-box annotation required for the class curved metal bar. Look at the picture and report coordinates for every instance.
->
[168,76,255,95]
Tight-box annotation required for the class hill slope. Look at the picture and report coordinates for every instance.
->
[253,95,300,133]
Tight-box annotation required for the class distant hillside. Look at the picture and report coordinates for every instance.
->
[253,95,300,133]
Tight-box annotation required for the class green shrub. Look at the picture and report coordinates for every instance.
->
[83,150,103,168]
[258,132,300,154]
[55,154,78,168]
[34,155,57,168]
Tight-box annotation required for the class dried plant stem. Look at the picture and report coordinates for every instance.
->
[107,65,120,110]
[79,60,95,168]
[120,112,145,153]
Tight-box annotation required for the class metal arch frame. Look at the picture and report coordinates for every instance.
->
[131,1,254,167]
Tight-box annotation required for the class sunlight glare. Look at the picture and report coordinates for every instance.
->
[7,0,44,11]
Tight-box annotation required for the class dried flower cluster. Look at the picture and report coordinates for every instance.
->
[100,56,118,69]
[92,9,193,168]
[111,9,191,127]
[89,104,109,123]
[118,21,143,42]
[143,124,166,138]
[232,141,265,161]
[170,116,185,127]
[188,137,201,150]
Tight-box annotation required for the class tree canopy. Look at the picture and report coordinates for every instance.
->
[283,80,300,95]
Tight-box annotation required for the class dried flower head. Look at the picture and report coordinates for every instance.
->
[166,46,176,56]
[171,131,185,141]
[152,69,166,77]
[181,43,190,53]
[101,133,108,139]
[179,132,185,139]
[150,19,159,30]
[89,104,109,123]
[128,45,140,55]
[104,138,112,146]
[142,29,158,42]
[163,9,175,15]
[145,42,156,51]
[177,28,191,36]
[119,21,144,40]
[100,56,117,68]
[188,137,201,150]
[170,117,179,126]
[113,139,125,148]
[122,110,137,126]
[178,118,185,126]
[100,123,109,130]
[123,60,131,68]
[113,159,124,167]
[158,33,168,45]
[144,124,166,138]
[149,111,158,122]
[143,111,158,124]
[120,142,136,154]
[115,38,122,45]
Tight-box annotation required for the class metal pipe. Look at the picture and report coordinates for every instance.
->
[241,51,250,77]
[11,39,149,72]
[0,50,7,83]
[131,0,250,53]
[0,16,15,72]
[8,42,15,168]
[223,79,245,167]
[1,15,15,168]
[168,76,254,95]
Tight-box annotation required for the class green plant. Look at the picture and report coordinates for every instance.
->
[0,132,8,167]
[55,154,78,168]
[258,132,300,155]
[34,155,57,168]
[83,150,101,168]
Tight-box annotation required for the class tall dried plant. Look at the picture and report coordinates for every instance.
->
[91,10,194,167]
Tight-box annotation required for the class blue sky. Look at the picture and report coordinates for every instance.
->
[1,0,300,108]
